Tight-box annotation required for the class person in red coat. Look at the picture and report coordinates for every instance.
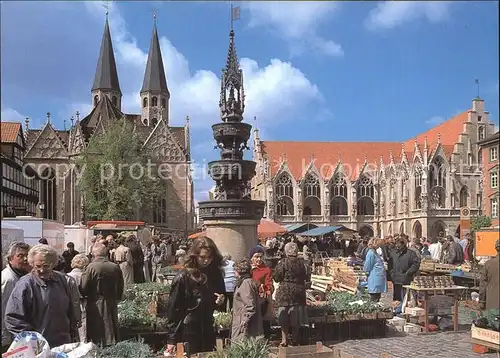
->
[249,246,273,339]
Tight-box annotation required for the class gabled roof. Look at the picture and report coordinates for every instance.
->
[262,141,402,180]
[25,121,69,159]
[404,111,469,153]
[261,111,472,180]
[80,94,124,139]
[141,23,169,95]
[1,122,21,143]
[92,18,121,93]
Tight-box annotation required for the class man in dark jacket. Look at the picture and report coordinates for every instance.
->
[388,237,420,313]
[81,243,124,347]
[479,240,500,310]
[444,236,464,265]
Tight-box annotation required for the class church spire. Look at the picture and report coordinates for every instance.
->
[141,20,169,95]
[140,14,170,127]
[219,29,245,122]
[91,16,121,109]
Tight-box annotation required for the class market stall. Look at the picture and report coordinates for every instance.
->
[403,275,468,333]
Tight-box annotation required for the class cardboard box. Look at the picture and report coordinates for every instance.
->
[404,323,423,333]
[405,307,425,316]
[471,325,500,346]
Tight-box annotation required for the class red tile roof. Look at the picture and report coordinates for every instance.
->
[261,111,469,180]
[1,122,21,143]
[262,141,402,180]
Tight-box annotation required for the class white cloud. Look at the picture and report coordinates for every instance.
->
[83,1,326,201]
[1,107,26,122]
[245,2,343,57]
[84,2,324,129]
[366,1,452,30]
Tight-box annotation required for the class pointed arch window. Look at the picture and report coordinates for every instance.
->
[143,97,148,108]
[161,98,166,109]
[153,198,167,224]
[414,163,423,209]
[459,186,469,207]
[152,96,158,107]
[93,95,99,106]
[275,173,294,215]
[112,96,118,106]
[357,175,374,215]
[41,168,57,220]
[478,126,485,140]
[429,157,447,208]
[330,173,347,215]
[303,173,321,215]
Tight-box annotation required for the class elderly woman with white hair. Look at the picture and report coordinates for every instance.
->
[273,242,308,347]
[4,244,79,347]
[68,254,90,342]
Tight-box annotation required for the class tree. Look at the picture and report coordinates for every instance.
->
[77,119,162,221]
[471,215,492,234]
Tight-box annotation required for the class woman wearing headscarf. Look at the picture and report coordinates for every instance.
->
[363,239,387,302]
[231,259,263,341]
[249,246,273,339]
[273,242,307,347]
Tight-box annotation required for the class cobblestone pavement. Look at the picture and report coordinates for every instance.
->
[332,331,497,358]
[331,292,498,357]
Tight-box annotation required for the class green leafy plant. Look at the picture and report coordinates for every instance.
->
[471,215,492,233]
[97,339,155,358]
[77,119,162,220]
[205,338,270,358]
[214,312,232,330]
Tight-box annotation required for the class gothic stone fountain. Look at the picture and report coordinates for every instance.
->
[198,29,265,260]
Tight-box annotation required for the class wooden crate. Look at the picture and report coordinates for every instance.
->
[269,342,333,358]
[471,325,500,347]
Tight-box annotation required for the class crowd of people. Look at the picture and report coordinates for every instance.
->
[1,230,498,355]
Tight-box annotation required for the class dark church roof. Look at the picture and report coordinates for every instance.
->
[92,18,121,93]
[141,23,169,95]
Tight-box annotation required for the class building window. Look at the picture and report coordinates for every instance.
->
[152,96,158,107]
[490,147,498,162]
[357,174,375,215]
[143,97,148,108]
[477,194,482,208]
[478,126,485,140]
[330,173,348,215]
[153,198,167,224]
[492,198,498,218]
[161,98,166,109]
[302,173,321,215]
[478,115,482,122]
[275,173,294,215]
[151,118,158,127]
[468,153,473,166]
[112,96,118,106]
[491,171,498,189]
[459,186,469,207]
[93,95,99,106]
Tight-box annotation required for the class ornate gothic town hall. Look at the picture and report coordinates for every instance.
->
[251,98,496,239]
[22,17,195,231]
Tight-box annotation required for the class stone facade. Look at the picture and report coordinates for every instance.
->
[21,18,195,233]
[251,98,496,239]
[478,130,499,227]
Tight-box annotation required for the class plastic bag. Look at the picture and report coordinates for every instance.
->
[50,342,97,358]
[6,332,50,358]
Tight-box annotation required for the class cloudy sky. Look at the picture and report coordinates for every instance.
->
[1,1,499,201]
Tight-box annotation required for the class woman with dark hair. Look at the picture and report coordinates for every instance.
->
[231,259,263,341]
[164,237,225,355]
